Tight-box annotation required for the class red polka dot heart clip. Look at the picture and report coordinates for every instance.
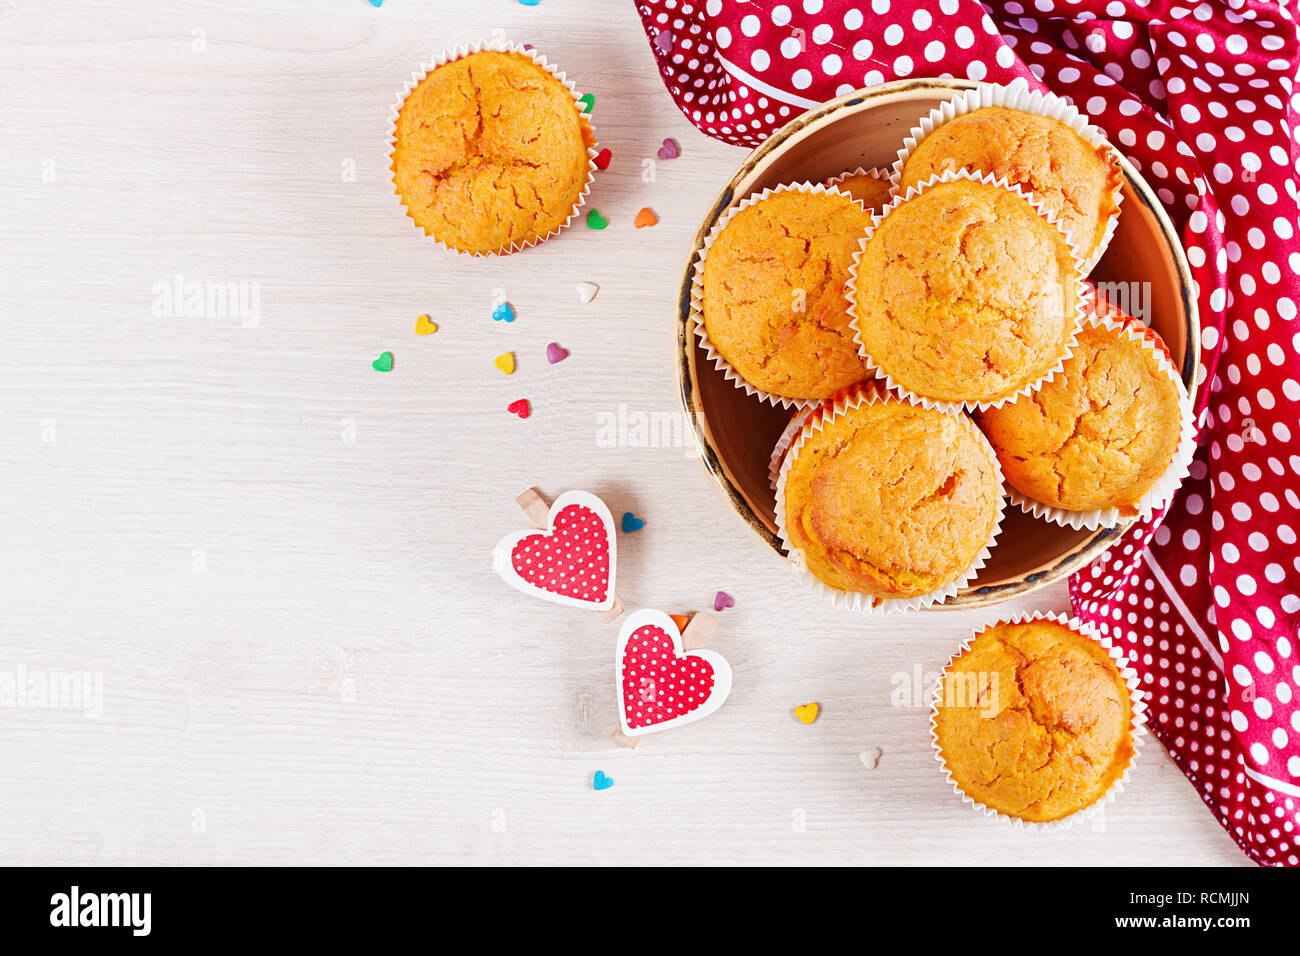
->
[493,489,621,617]
[614,609,733,741]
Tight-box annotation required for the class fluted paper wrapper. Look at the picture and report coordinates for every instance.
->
[890,80,1124,275]
[846,167,1088,414]
[690,181,868,410]
[388,39,597,256]
[930,611,1147,831]
[772,384,1006,614]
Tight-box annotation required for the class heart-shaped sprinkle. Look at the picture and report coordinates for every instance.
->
[654,29,674,55]
[669,613,691,632]
[859,747,883,770]
[795,702,820,725]
[594,148,612,170]
[586,209,608,230]
[518,0,540,6]
[634,207,658,229]
[621,512,644,533]
[367,0,383,7]
[494,352,515,375]
[592,770,613,791]
[577,93,595,114]
[371,351,393,372]
[507,399,530,419]
[713,590,734,612]
[657,138,679,159]
[577,281,599,303]
[492,302,515,323]
[546,342,569,364]
[414,314,437,335]
[522,43,535,51]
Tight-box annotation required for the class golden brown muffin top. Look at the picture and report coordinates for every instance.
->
[829,170,893,212]
[782,394,1002,602]
[702,189,873,400]
[852,178,1079,405]
[391,51,592,255]
[899,106,1121,262]
[933,618,1135,823]
[976,318,1183,514]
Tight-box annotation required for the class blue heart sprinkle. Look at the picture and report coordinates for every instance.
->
[518,0,541,5]
[592,771,613,791]
[367,0,383,7]
[492,302,515,323]
[621,512,644,533]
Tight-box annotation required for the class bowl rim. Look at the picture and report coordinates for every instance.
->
[676,77,1200,609]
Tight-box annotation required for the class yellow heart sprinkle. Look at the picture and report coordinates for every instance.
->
[494,352,515,375]
[794,702,819,725]
[414,314,437,335]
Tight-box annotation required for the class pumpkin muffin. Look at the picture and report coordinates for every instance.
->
[975,301,1185,516]
[701,188,873,401]
[933,617,1137,823]
[391,49,593,255]
[828,169,893,212]
[852,177,1079,407]
[780,391,1003,604]
[898,106,1121,265]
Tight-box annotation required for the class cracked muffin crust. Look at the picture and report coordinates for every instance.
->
[827,169,893,212]
[852,178,1080,406]
[898,106,1122,264]
[391,50,593,255]
[780,391,1002,604]
[933,617,1136,823]
[974,309,1183,515]
[701,188,873,401]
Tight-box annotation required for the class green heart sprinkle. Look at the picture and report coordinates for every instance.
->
[587,209,608,230]
[372,351,393,372]
[578,93,595,114]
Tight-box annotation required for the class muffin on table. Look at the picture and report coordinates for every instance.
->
[699,186,873,402]
[932,616,1139,824]
[975,290,1187,519]
[851,176,1080,408]
[778,388,1003,607]
[391,49,594,255]
[897,105,1122,268]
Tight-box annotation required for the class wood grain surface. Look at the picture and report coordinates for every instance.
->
[0,0,1246,865]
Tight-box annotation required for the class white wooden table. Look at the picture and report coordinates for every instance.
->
[0,0,1247,865]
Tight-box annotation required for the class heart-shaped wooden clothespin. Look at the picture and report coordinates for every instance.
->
[494,488,624,623]
[612,609,729,749]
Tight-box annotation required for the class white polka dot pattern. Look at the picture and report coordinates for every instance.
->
[620,624,718,729]
[637,0,1300,867]
[510,504,611,603]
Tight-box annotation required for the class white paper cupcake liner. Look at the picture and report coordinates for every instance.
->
[846,168,1088,415]
[768,406,817,493]
[825,167,895,211]
[890,80,1125,275]
[689,181,869,410]
[1000,301,1198,530]
[929,611,1148,831]
[772,384,1007,614]
[388,39,598,257]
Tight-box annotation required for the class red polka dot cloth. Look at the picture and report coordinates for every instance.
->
[636,0,1300,865]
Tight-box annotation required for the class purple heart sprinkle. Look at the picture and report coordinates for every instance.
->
[546,342,569,364]
[713,590,734,612]
[657,137,679,160]
[522,43,535,51]
[654,29,674,55]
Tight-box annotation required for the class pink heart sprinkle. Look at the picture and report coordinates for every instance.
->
[713,590,734,612]
[654,29,674,55]
[657,138,679,160]
[546,342,569,364]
